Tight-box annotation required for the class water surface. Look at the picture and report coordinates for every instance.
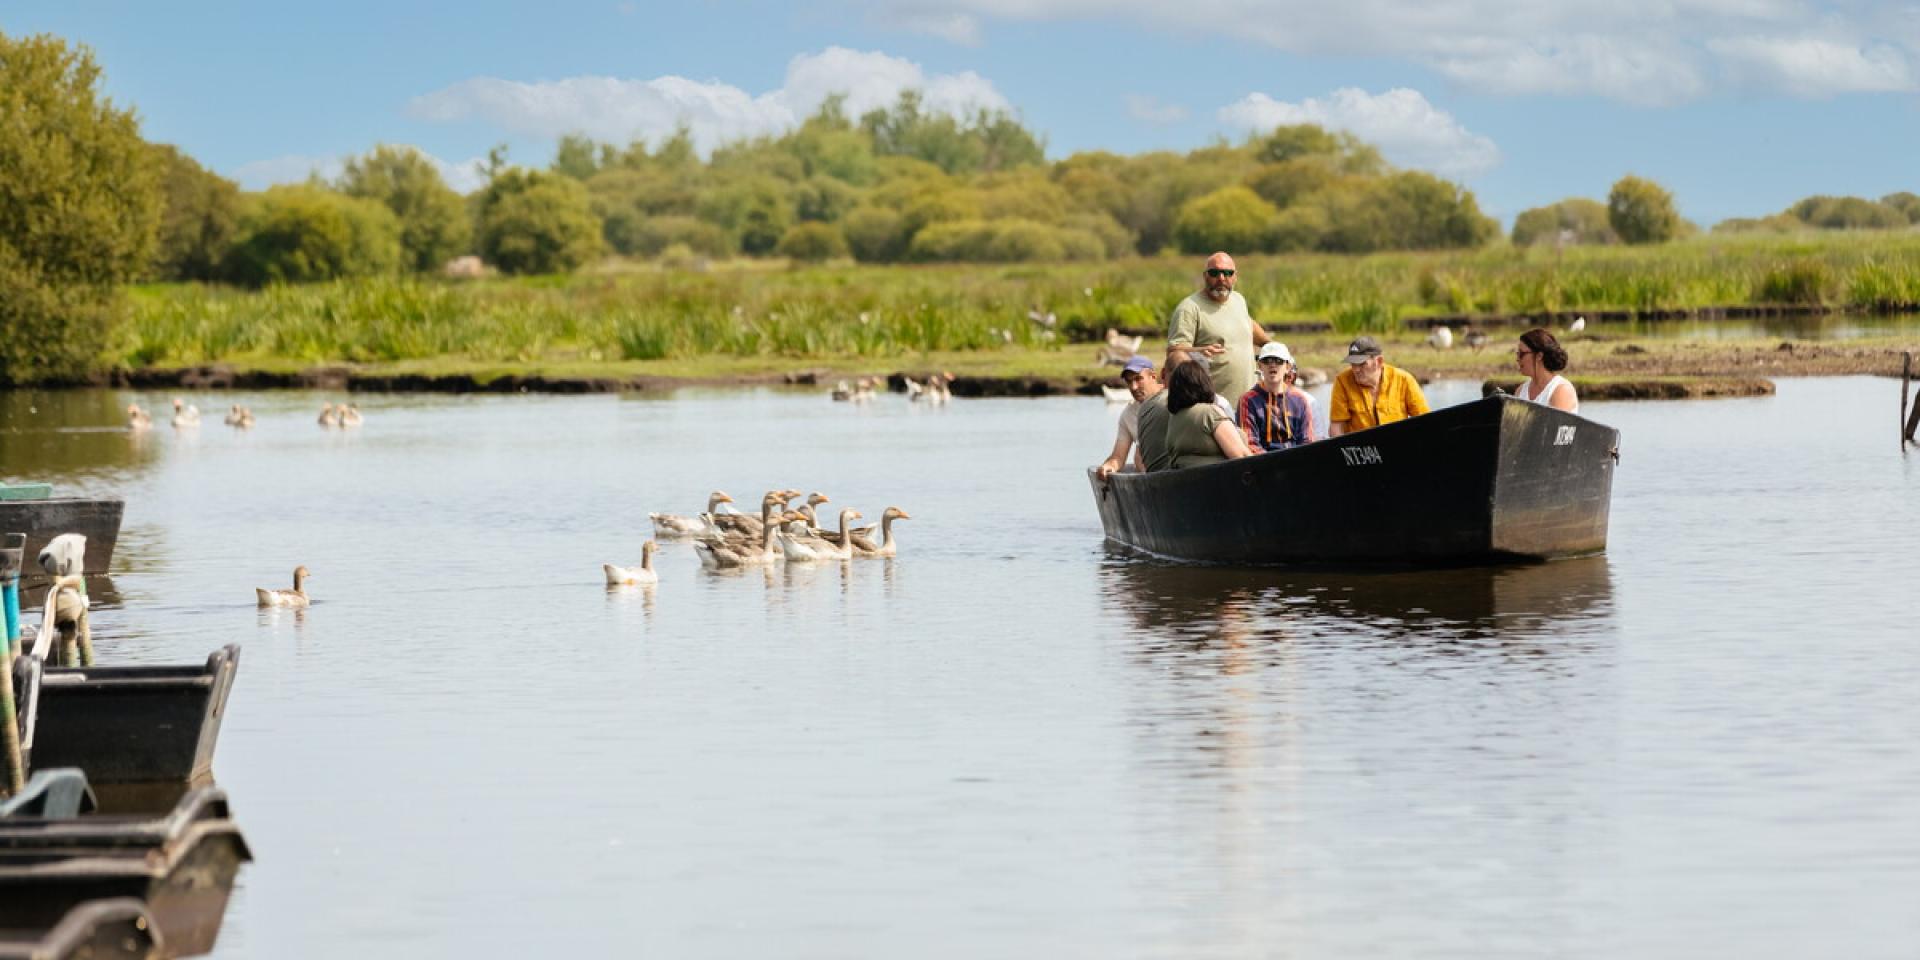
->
[1,378,1915,958]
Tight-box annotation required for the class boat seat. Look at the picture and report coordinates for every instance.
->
[0,768,96,819]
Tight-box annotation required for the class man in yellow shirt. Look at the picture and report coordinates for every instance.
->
[1327,336,1429,436]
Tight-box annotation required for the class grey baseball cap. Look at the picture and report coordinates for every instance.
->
[1343,336,1383,364]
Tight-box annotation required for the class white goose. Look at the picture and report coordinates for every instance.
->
[126,403,152,431]
[318,403,336,427]
[1101,384,1132,404]
[338,404,364,427]
[1427,325,1454,350]
[169,397,200,428]
[781,508,861,563]
[652,491,737,539]
[849,507,911,557]
[256,566,311,608]
[603,541,659,585]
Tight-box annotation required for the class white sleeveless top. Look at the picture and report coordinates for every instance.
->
[1516,375,1575,412]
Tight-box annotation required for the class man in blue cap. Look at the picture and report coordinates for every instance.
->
[1096,355,1172,478]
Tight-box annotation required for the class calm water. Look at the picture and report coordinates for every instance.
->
[2,379,1917,958]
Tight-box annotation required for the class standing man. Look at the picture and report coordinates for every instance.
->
[1167,251,1269,401]
[1096,356,1165,479]
[1327,336,1429,437]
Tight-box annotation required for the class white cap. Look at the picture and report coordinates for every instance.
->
[1257,342,1295,364]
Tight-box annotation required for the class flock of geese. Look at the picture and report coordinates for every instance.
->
[126,398,364,431]
[608,489,911,582]
[831,374,953,404]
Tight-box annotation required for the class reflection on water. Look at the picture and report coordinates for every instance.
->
[0,390,161,487]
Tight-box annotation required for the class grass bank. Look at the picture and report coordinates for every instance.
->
[110,233,1920,386]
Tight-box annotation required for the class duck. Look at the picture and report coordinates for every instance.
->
[338,404,364,427]
[694,512,790,569]
[256,565,311,608]
[1426,325,1454,350]
[651,491,738,540]
[848,507,911,557]
[603,540,659,586]
[169,397,200,428]
[782,508,861,563]
[1101,383,1132,404]
[126,403,152,431]
[318,403,336,427]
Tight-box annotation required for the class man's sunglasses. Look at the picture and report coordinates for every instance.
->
[1206,268,1235,278]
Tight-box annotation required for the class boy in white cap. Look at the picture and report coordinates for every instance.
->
[1236,341,1317,453]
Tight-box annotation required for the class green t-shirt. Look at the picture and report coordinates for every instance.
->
[1167,401,1230,469]
[1167,290,1256,399]
[1137,390,1172,473]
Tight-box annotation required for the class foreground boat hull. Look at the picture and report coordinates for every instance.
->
[1090,396,1618,566]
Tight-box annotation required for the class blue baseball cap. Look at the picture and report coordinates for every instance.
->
[1122,355,1155,375]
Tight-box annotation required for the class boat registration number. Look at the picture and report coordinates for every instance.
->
[1340,445,1383,466]
[1554,426,1577,446]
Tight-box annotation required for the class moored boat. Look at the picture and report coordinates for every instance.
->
[0,897,164,959]
[0,498,123,579]
[1089,396,1619,566]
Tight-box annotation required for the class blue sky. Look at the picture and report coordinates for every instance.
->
[5,0,1918,226]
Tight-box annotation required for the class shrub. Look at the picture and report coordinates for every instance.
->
[339,145,471,272]
[1511,197,1616,246]
[1756,259,1833,304]
[842,206,909,262]
[775,222,849,261]
[147,144,239,282]
[627,216,732,258]
[1607,175,1680,245]
[474,169,603,275]
[1171,186,1280,254]
[224,185,402,286]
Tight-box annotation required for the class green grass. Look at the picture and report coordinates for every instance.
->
[116,232,1920,375]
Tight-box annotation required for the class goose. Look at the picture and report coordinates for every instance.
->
[603,540,659,586]
[237,407,256,428]
[1426,325,1454,350]
[652,491,738,539]
[925,372,954,405]
[782,508,861,563]
[695,512,790,569]
[793,492,831,530]
[904,377,926,400]
[705,491,791,544]
[830,380,853,402]
[851,378,876,403]
[1104,327,1143,355]
[1569,315,1587,334]
[1463,325,1489,353]
[224,404,254,427]
[849,507,911,557]
[256,565,311,608]
[338,404,364,427]
[1101,383,1132,404]
[126,403,152,431]
[318,403,336,427]
[169,397,200,428]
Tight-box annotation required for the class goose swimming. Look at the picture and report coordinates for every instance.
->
[603,540,659,586]
[256,565,311,608]
[651,491,737,539]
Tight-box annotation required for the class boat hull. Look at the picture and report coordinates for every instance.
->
[0,499,123,578]
[1090,396,1618,566]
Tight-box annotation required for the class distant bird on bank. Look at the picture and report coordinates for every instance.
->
[256,565,311,608]
[1569,316,1587,334]
[1463,326,1489,353]
[1101,384,1132,404]
[1426,325,1454,350]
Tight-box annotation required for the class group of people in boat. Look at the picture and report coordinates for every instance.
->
[1096,251,1579,478]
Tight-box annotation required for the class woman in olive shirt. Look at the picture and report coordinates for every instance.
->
[1164,361,1253,469]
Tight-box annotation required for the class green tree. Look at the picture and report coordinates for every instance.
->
[550,133,601,180]
[841,206,908,262]
[1786,195,1908,230]
[1510,197,1616,246]
[338,145,471,272]
[774,222,849,261]
[1880,191,1920,224]
[147,143,240,281]
[695,175,793,255]
[223,185,402,286]
[1379,172,1497,249]
[1607,175,1680,245]
[1171,186,1279,254]
[0,31,161,382]
[861,91,1045,175]
[474,168,603,274]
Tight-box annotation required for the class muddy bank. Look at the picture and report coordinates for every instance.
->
[1482,377,1776,400]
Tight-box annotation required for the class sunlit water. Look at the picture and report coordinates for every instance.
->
[1,378,1916,958]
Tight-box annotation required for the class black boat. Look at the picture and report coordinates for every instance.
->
[13,647,240,814]
[0,898,164,959]
[1089,396,1619,566]
[0,780,249,957]
[0,499,123,579]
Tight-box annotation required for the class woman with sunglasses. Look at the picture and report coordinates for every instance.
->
[1513,327,1578,413]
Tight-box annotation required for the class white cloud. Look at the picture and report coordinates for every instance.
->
[1124,94,1189,125]
[408,47,1010,153]
[1219,88,1501,177]
[1709,37,1915,97]
[878,10,982,44]
[230,147,488,194]
[847,0,1909,103]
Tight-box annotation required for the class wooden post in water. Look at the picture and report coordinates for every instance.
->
[1906,352,1920,449]
[1904,352,1912,450]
